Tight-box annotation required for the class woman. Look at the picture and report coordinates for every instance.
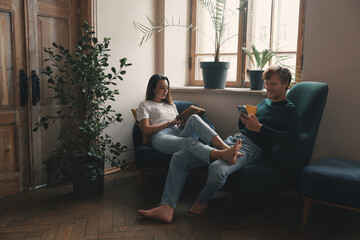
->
[137,74,242,165]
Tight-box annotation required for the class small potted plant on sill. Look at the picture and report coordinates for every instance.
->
[134,0,247,89]
[242,45,278,90]
[33,22,132,197]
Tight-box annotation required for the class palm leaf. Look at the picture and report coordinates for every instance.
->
[199,0,228,61]
[259,48,277,69]
[135,0,247,61]
[133,15,191,47]
[242,47,255,67]
[252,45,262,69]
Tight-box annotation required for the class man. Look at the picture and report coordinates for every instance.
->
[138,66,300,222]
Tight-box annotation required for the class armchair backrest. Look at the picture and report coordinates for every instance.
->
[271,81,328,183]
[287,81,328,162]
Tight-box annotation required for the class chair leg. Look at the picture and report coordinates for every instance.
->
[301,197,312,228]
[139,169,144,192]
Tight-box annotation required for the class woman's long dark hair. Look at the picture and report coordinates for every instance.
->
[145,74,173,105]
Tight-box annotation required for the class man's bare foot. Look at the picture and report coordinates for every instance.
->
[138,204,174,223]
[221,138,243,165]
[189,199,208,214]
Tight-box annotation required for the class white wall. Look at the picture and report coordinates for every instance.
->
[301,0,360,161]
[172,90,266,139]
[97,0,156,168]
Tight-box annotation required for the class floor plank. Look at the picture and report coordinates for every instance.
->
[56,224,73,240]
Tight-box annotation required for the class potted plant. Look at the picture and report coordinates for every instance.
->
[33,22,132,197]
[134,0,247,89]
[242,45,278,90]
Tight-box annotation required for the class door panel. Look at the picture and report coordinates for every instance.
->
[0,0,87,196]
[28,0,77,187]
[0,11,14,108]
[0,125,16,173]
[0,0,30,198]
[38,17,70,100]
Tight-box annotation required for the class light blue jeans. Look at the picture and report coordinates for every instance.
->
[160,133,262,208]
[151,114,217,163]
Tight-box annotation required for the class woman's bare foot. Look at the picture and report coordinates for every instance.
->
[189,199,208,214]
[138,204,174,223]
[211,135,230,150]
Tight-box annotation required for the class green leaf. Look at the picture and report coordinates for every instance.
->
[82,22,90,31]
[242,47,255,67]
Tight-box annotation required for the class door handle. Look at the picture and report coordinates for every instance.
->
[19,70,28,106]
[31,70,40,106]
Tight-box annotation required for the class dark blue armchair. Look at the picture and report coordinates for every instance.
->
[132,101,214,191]
[223,81,328,206]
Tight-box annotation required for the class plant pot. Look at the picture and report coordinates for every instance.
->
[200,62,230,89]
[71,156,104,197]
[248,70,264,90]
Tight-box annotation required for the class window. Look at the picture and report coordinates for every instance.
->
[190,0,306,87]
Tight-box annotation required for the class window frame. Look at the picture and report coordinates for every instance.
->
[189,0,306,88]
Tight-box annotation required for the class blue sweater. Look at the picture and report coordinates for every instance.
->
[238,99,300,149]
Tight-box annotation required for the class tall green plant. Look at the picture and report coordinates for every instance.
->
[34,22,132,182]
[134,0,247,62]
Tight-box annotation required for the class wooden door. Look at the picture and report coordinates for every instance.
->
[0,0,31,197]
[27,0,77,187]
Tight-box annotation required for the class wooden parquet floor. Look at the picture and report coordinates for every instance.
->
[1,167,360,240]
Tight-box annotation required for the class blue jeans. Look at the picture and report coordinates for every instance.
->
[151,114,217,163]
[160,133,262,208]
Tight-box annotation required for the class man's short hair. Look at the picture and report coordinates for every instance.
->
[263,66,292,89]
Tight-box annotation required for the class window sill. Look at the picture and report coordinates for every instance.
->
[171,86,268,96]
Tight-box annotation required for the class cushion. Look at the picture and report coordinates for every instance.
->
[131,108,151,145]
[300,158,360,209]
[134,145,171,169]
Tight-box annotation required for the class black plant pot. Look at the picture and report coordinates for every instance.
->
[200,62,230,89]
[71,156,104,197]
[248,70,264,90]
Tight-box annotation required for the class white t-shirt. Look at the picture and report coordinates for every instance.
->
[137,100,178,125]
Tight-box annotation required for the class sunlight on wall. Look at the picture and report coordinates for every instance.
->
[97,0,156,167]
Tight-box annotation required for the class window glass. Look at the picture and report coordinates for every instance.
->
[273,0,300,51]
[247,0,272,50]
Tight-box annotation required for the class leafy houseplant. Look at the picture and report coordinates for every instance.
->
[33,22,131,196]
[242,45,278,90]
[134,0,247,89]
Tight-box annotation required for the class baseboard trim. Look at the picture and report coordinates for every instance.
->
[105,162,135,175]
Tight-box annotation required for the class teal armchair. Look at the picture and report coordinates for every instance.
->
[224,82,329,194]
